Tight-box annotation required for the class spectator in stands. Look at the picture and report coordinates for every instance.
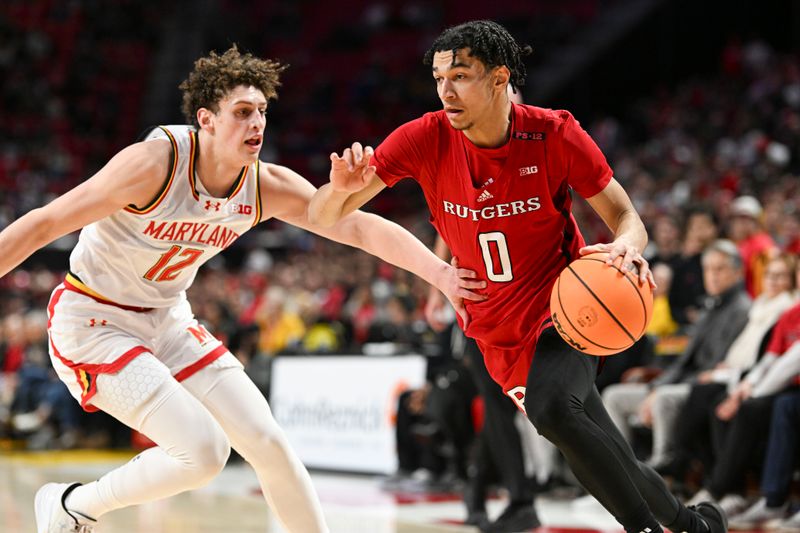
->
[657,254,798,486]
[423,352,477,485]
[10,311,81,449]
[668,206,719,328]
[690,253,796,389]
[779,209,800,255]
[0,313,26,375]
[0,312,26,432]
[727,195,777,297]
[343,284,376,345]
[603,240,751,469]
[385,326,476,492]
[646,263,679,339]
[645,214,682,269]
[255,286,307,355]
[366,295,420,348]
[685,260,800,516]
[388,383,448,486]
[727,388,800,529]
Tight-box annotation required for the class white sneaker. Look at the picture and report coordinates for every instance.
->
[34,483,96,533]
[686,488,715,507]
[718,493,748,518]
[728,497,787,529]
[12,410,45,432]
[776,509,800,532]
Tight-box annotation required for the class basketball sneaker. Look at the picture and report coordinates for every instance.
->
[689,501,728,533]
[775,509,800,532]
[728,497,787,529]
[483,503,541,532]
[34,482,97,533]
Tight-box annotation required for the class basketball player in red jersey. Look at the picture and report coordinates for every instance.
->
[0,47,485,533]
[310,20,728,533]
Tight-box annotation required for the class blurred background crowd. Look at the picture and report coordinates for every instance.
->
[2,0,800,528]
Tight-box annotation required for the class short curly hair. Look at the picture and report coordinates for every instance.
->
[179,45,287,126]
[423,20,532,91]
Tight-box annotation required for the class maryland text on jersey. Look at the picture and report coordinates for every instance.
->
[143,220,241,249]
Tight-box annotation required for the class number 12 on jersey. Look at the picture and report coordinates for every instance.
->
[144,245,204,282]
[478,232,513,282]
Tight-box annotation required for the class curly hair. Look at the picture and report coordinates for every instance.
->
[179,45,287,126]
[423,20,532,90]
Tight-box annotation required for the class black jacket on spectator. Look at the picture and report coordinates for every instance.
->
[668,253,706,327]
[651,283,751,387]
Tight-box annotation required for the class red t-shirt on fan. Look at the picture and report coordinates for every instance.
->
[765,302,800,386]
[373,103,612,391]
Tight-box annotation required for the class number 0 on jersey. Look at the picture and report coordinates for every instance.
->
[478,232,513,282]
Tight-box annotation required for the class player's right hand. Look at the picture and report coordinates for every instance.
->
[329,142,376,193]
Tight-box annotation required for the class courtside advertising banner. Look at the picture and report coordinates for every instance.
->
[270,355,427,473]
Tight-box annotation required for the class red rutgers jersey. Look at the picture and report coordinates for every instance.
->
[373,103,612,390]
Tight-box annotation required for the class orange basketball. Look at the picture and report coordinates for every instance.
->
[549,252,654,356]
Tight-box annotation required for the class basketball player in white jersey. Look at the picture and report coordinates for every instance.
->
[0,46,487,533]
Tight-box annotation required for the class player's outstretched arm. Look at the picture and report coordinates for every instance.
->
[261,163,486,326]
[582,178,654,287]
[308,142,386,227]
[424,236,454,332]
[0,140,170,278]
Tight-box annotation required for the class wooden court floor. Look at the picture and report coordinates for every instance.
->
[0,450,764,532]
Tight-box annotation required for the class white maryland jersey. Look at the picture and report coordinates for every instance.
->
[69,125,263,308]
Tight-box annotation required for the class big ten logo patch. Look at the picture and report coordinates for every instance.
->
[230,203,253,215]
[187,324,215,346]
[506,386,527,414]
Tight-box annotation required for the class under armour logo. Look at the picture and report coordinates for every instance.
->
[477,190,494,203]
[204,201,221,211]
[89,318,108,327]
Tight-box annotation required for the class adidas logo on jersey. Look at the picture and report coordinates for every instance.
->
[477,190,494,203]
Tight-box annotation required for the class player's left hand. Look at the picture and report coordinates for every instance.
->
[580,241,655,288]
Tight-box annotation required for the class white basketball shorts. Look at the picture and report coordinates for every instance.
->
[47,281,242,411]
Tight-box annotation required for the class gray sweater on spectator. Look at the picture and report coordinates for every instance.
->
[651,284,752,387]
